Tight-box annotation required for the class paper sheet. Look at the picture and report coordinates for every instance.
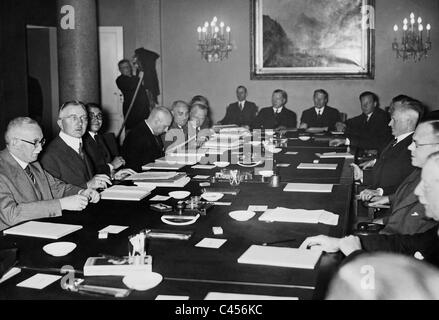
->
[195,238,227,249]
[205,292,298,300]
[297,163,337,170]
[276,163,290,167]
[3,221,82,239]
[150,195,171,201]
[0,267,21,284]
[248,205,268,212]
[283,183,333,193]
[193,175,211,180]
[17,273,61,290]
[258,207,339,226]
[156,295,190,300]
[316,152,354,159]
[126,171,178,180]
[285,151,298,155]
[98,225,128,234]
[191,164,216,170]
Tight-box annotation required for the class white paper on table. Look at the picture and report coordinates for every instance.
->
[283,183,333,193]
[276,163,290,167]
[285,151,298,155]
[193,175,210,179]
[316,152,354,159]
[248,205,268,212]
[259,207,339,226]
[318,211,339,226]
[195,238,227,249]
[155,295,190,300]
[100,185,154,201]
[3,221,82,239]
[191,164,216,170]
[126,171,178,180]
[297,163,337,170]
[98,225,128,234]
[0,267,21,284]
[150,195,171,201]
[204,292,298,300]
[17,273,62,290]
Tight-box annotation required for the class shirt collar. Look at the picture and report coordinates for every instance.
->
[9,152,29,169]
[273,106,283,114]
[239,100,246,105]
[315,107,325,114]
[59,131,82,153]
[395,131,414,144]
[88,131,97,139]
[366,112,373,120]
[145,120,156,136]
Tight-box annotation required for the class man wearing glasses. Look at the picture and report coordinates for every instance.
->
[0,117,100,231]
[40,101,112,189]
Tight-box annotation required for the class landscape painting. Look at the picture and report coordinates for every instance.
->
[250,0,375,79]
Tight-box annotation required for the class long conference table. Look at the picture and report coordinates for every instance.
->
[0,130,354,300]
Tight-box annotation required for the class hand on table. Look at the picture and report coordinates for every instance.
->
[359,189,382,201]
[79,189,101,203]
[299,235,341,253]
[59,194,89,211]
[368,195,390,207]
[87,174,111,189]
[114,168,136,180]
[339,235,362,256]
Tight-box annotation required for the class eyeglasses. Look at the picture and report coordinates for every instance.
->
[88,113,103,120]
[59,115,88,122]
[18,137,46,148]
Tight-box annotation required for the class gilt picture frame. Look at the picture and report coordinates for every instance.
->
[250,0,375,80]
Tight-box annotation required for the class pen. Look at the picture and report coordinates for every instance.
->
[262,238,296,246]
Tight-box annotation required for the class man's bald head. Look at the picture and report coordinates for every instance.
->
[146,106,172,135]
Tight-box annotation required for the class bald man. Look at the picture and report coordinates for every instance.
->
[121,106,173,171]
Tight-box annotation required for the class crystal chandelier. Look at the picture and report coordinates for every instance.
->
[197,17,232,62]
[392,12,432,61]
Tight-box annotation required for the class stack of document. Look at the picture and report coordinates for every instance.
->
[101,185,155,201]
[316,152,354,159]
[142,162,185,170]
[297,163,338,170]
[283,183,333,193]
[130,172,190,188]
[3,221,82,239]
[237,245,322,269]
[258,207,339,226]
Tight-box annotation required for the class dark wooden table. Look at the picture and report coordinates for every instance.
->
[0,132,354,300]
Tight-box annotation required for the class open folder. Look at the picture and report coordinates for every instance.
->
[237,245,322,269]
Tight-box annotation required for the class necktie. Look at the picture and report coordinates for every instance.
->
[25,165,36,184]
[78,142,85,160]
[240,102,244,111]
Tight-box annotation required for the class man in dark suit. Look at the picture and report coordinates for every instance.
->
[0,117,99,231]
[40,101,112,189]
[253,89,297,129]
[83,103,125,176]
[116,59,150,132]
[299,89,340,131]
[162,100,190,152]
[300,150,439,268]
[218,86,258,128]
[330,91,392,153]
[121,106,172,171]
[356,98,421,199]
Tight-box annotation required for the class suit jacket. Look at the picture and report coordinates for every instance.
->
[40,136,94,188]
[364,133,415,195]
[359,225,439,268]
[116,75,150,131]
[161,122,189,152]
[381,169,438,235]
[220,101,258,127]
[83,132,120,175]
[253,107,297,129]
[345,108,392,153]
[0,150,81,231]
[121,121,164,171]
[300,106,340,131]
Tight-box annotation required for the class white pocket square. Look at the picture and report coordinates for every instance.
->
[411,212,419,216]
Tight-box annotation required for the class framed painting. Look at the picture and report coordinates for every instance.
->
[250,0,375,79]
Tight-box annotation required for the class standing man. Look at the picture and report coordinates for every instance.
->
[299,89,340,131]
[40,101,112,189]
[253,89,297,130]
[0,117,99,231]
[122,106,172,171]
[116,59,150,132]
[219,86,258,129]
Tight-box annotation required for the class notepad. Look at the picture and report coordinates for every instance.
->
[258,207,339,226]
[195,238,227,249]
[150,195,171,201]
[98,225,128,234]
[284,183,333,193]
[17,273,62,289]
[101,185,154,201]
[3,221,82,239]
[204,292,298,300]
[237,245,322,269]
[297,163,337,170]
[316,152,354,159]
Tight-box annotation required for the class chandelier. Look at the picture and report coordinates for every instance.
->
[197,17,232,62]
[392,13,432,61]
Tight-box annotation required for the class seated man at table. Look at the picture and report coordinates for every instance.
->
[188,102,214,147]
[0,117,100,231]
[40,101,112,189]
[330,91,392,154]
[218,85,258,129]
[300,151,439,268]
[362,120,439,235]
[122,106,172,171]
[299,89,340,131]
[83,103,126,176]
[354,97,421,198]
[162,100,190,152]
[253,89,297,130]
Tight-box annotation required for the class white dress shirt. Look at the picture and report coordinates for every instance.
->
[59,131,82,155]
[315,107,325,116]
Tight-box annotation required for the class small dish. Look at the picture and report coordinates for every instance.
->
[123,272,163,291]
[298,136,311,141]
[213,161,230,168]
[229,210,256,222]
[168,191,191,199]
[43,242,77,257]
[201,192,224,202]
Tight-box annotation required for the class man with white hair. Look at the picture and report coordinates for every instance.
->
[122,106,172,171]
[0,117,100,231]
[162,100,190,152]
